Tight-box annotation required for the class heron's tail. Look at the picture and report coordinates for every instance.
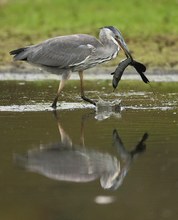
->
[9,47,29,61]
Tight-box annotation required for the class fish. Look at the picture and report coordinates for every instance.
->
[111,58,149,89]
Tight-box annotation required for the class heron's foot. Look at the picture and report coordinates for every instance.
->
[51,96,59,109]
[51,101,57,109]
[51,103,57,110]
[81,95,96,106]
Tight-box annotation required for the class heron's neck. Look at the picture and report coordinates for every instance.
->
[99,34,119,55]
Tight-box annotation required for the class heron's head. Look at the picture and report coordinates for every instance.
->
[100,26,133,60]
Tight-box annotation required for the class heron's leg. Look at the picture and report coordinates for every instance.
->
[51,79,66,109]
[51,71,71,109]
[78,71,96,106]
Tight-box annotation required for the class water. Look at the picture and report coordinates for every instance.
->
[0,80,178,220]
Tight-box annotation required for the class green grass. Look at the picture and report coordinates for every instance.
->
[1,0,178,36]
[1,0,178,68]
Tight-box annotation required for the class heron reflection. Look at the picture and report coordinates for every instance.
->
[15,113,148,190]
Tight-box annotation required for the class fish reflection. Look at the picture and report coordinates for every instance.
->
[15,113,148,190]
[111,130,148,190]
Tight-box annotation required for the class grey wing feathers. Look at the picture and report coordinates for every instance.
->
[10,34,101,68]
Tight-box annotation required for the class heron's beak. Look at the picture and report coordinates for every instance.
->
[116,38,133,61]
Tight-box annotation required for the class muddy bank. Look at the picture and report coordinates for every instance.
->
[0,63,178,82]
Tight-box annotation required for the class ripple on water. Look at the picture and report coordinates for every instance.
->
[0,102,177,113]
[0,103,94,112]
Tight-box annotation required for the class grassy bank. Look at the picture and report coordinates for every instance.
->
[0,0,178,69]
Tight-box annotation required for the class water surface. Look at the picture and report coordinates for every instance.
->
[0,80,178,220]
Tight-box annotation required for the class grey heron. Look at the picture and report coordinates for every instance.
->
[10,26,132,109]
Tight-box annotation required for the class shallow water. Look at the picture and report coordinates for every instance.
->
[0,80,178,220]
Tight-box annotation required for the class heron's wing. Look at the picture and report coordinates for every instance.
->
[27,34,101,68]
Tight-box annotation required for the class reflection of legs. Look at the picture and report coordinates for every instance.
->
[80,111,95,147]
[53,111,72,147]
[80,115,85,147]
[58,121,72,147]
[79,71,96,106]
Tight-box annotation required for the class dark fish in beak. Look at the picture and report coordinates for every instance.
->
[111,58,149,90]
[113,32,149,90]
[111,58,131,89]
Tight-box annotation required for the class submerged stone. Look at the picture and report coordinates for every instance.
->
[95,98,122,121]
